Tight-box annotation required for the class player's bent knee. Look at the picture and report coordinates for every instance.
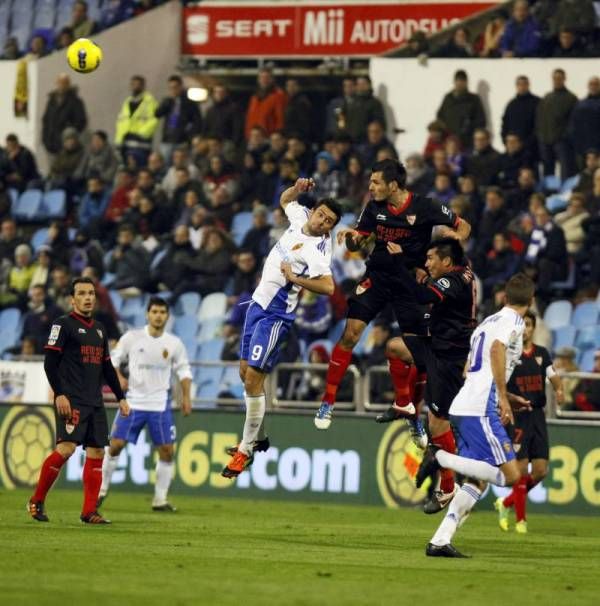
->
[86,446,104,459]
[244,367,265,396]
[385,338,413,363]
[158,445,174,462]
[109,439,126,457]
[56,441,77,458]
[504,466,522,486]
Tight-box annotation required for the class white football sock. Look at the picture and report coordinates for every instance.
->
[239,393,266,456]
[436,450,506,486]
[100,453,119,497]
[431,483,482,546]
[154,460,174,505]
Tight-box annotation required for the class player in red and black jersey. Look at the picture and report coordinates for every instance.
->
[315,159,471,430]
[28,277,130,524]
[495,310,564,533]
[379,238,477,513]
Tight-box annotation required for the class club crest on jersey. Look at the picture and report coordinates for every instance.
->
[163,349,169,359]
[292,243,303,251]
[356,278,372,295]
[503,442,512,453]
[535,356,543,366]
[97,329,103,339]
[406,214,416,225]
[65,422,75,434]
[438,278,450,289]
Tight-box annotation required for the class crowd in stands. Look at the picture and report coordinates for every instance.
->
[408,0,600,60]
[1,25,600,408]
[0,0,166,60]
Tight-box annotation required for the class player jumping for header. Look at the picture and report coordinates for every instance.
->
[315,159,471,440]
[222,178,342,478]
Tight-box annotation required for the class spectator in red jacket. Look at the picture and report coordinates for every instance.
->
[244,68,287,140]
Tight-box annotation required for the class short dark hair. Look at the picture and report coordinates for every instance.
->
[70,276,95,296]
[6,133,18,144]
[427,238,465,266]
[371,159,407,189]
[454,69,468,81]
[314,198,343,227]
[524,309,537,327]
[147,296,169,313]
[131,74,145,85]
[505,273,535,306]
[168,74,183,85]
[92,130,108,142]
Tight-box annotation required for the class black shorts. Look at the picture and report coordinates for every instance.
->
[405,337,466,419]
[347,268,428,334]
[513,407,549,461]
[55,405,109,448]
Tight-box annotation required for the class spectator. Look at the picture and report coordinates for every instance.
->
[101,169,136,241]
[269,206,289,247]
[553,346,580,409]
[99,0,135,30]
[170,166,204,212]
[523,206,568,301]
[568,77,600,168]
[405,31,430,57]
[42,74,87,157]
[552,28,588,58]
[436,70,486,150]
[78,176,111,230]
[175,188,203,227]
[254,153,278,208]
[241,205,271,263]
[536,68,578,180]
[68,0,96,38]
[312,152,340,201]
[202,155,238,207]
[20,337,36,357]
[268,130,288,163]
[48,265,71,312]
[115,75,158,167]
[501,75,540,157]
[432,27,473,58]
[431,148,452,179]
[479,13,507,57]
[586,166,600,213]
[344,76,386,143]
[295,291,333,345]
[423,120,448,163]
[465,128,501,187]
[5,244,36,309]
[77,130,120,185]
[25,35,49,61]
[476,187,512,258]
[358,120,397,168]
[444,136,465,178]
[161,148,200,197]
[107,224,150,294]
[1,37,21,60]
[340,154,370,210]
[286,135,313,175]
[21,284,62,353]
[155,74,202,164]
[151,224,197,293]
[3,134,40,191]
[203,84,243,147]
[554,193,590,254]
[449,194,476,230]
[573,350,600,412]
[506,167,539,214]
[284,78,313,142]
[45,221,71,267]
[48,127,85,194]
[428,173,456,205]
[332,132,353,171]
[55,27,74,50]
[246,125,270,164]
[30,246,52,288]
[275,158,300,205]
[325,77,355,137]
[497,132,536,190]
[574,150,599,197]
[0,218,26,263]
[481,232,520,297]
[227,249,258,305]
[533,0,597,38]
[69,229,104,278]
[244,68,287,139]
[499,0,541,58]
[188,207,214,250]
[124,194,171,246]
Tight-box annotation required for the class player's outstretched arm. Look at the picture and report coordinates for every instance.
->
[281,262,334,295]
[279,177,315,209]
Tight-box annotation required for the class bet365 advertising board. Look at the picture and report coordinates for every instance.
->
[1,404,598,515]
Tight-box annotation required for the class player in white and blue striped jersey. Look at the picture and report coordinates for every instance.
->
[416,273,535,557]
[222,178,342,478]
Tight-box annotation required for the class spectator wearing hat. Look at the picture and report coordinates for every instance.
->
[573,350,600,412]
[21,284,62,353]
[48,127,85,195]
[554,347,580,409]
[241,205,272,263]
[312,152,340,201]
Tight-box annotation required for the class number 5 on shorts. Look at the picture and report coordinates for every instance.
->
[251,345,263,362]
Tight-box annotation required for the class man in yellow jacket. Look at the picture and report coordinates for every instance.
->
[115,75,158,168]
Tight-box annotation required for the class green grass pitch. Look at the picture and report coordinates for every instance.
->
[1,489,599,605]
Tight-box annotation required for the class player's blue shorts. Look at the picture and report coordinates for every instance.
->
[240,301,292,373]
[450,414,515,466]
[111,408,176,446]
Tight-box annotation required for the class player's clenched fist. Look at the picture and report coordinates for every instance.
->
[294,177,315,193]
[118,399,131,417]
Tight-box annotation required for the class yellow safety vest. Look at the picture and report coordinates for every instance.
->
[115,92,159,145]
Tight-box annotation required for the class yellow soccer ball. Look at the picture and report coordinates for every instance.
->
[66,38,102,73]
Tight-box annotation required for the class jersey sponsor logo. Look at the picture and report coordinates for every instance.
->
[438,278,450,289]
[48,324,61,345]
[441,205,451,216]
[78,328,87,334]
[376,214,387,221]
[356,278,372,295]
[292,243,303,251]
[406,214,416,225]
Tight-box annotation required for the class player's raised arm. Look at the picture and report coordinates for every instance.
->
[279,177,315,209]
[490,339,513,425]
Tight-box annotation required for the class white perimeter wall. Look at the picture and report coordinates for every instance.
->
[371,58,600,157]
[0,0,180,173]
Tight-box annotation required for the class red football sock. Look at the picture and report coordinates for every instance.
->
[504,473,539,508]
[513,476,528,521]
[387,357,417,407]
[524,473,537,492]
[413,372,427,405]
[32,450,66,503]
[432,430,456,493]
[82,457,104,516]
[322,344,353,405]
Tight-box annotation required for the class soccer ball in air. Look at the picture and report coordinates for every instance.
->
[67,38,103,73]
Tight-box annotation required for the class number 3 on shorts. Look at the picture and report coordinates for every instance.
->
[251,345,263,361]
